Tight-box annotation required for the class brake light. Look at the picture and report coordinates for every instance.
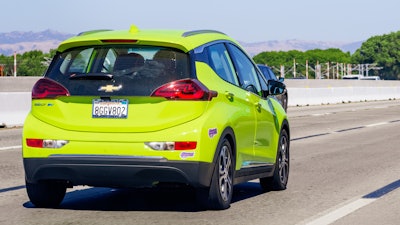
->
[101,39,138,43]
[151,79,217,100]
[32,78,69,99]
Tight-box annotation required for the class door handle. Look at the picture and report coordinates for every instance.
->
[225,92,234,101]
[254,102,261,111]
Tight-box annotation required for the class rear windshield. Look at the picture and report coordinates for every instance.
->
[46,45,190,96]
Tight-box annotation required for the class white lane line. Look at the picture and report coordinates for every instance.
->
[305,198,376,225]
[365,122,389,127]
[0,145,22,151]
[311,113,332,117]
[303,179,400,225]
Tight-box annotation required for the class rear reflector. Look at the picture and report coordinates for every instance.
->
[26,139,43,148]
[32,78,70,99]
[175,142,197,150]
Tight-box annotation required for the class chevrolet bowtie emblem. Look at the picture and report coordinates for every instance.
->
[98,85,122,92]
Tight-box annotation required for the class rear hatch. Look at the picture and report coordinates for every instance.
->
[31,94,208,133]
[31,45,211,132]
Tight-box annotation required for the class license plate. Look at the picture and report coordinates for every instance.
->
[92,99,128,118]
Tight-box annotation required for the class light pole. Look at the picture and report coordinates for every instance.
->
[13,51,17,77]
[293,59,296,78]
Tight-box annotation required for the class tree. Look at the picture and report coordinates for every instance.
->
[0,54,14,76]
[17,50,48,76]
[253,48,351,78]
[0,50,54,76]
[352,31,400,80]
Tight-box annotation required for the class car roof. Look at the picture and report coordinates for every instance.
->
[57,25,238,53]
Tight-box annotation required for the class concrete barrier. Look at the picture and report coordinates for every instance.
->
[0,77,39,127]
[287,86,400,106]
[285,79,400,106]
[0,77,41,92]
[0,92,31,127]
[1,77,400,127]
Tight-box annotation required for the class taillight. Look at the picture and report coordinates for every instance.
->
[32,78,70,99]
[26,138,69,148]
[151,79,217,100]
[145,141,197,150]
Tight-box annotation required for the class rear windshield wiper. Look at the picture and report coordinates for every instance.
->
[69,73,114,80]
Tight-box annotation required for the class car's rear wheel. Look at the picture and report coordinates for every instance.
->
[26,180,67,208]
[260,128,289,191]
[197,137,234,210]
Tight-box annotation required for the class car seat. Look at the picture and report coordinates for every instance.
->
[113,53,144,75]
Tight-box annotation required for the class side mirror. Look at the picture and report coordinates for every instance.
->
[278,77,284,82]
[268,80,285,95]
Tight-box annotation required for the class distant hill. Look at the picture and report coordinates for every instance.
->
[0,30,73,55]
[240,40,362,56]
[0,30,362,56]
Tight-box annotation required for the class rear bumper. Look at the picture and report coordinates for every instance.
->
[24,155,214,188]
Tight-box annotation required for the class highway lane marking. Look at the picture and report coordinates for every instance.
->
[0,185,25,194]
[302,179,400,225]
[0,145,21,151]
[311,112,333,117]
[305,198,375,225]
[365,122,389,127]
[292,120,399,141]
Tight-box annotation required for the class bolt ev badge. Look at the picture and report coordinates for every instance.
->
[98,85,122,92]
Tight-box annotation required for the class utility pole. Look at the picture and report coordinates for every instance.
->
[13,51,17,77]
[293,59,296,78]
[326,62,330,79]
[280,65,285,78]
[336,63,339,79]
[316,61,321,79]
[347,64,352,75]
[306,60,309,79]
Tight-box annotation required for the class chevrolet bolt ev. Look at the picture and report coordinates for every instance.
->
[23,25,290,210]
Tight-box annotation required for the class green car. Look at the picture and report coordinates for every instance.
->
[23,25,290,210]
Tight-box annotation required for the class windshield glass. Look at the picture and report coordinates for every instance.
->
[46,45,190,96]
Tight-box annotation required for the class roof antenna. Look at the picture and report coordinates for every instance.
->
[129,24,139,33]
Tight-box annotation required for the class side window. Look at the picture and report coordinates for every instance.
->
[227,44,261,95]
[102,49,117,73]
[267,67,278,81]
[59,48,94,74]
[207,43,238,85]
[258,70,268,96]
[259,66,272,80]
[69,48,94,73]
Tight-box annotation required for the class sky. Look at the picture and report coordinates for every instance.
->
[1,0,399,43]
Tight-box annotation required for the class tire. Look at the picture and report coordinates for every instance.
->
[197,137,234,210]
[26,180,67,208]
[260,128,289,191]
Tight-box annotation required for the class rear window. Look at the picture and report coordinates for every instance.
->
[46,45,190,96]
